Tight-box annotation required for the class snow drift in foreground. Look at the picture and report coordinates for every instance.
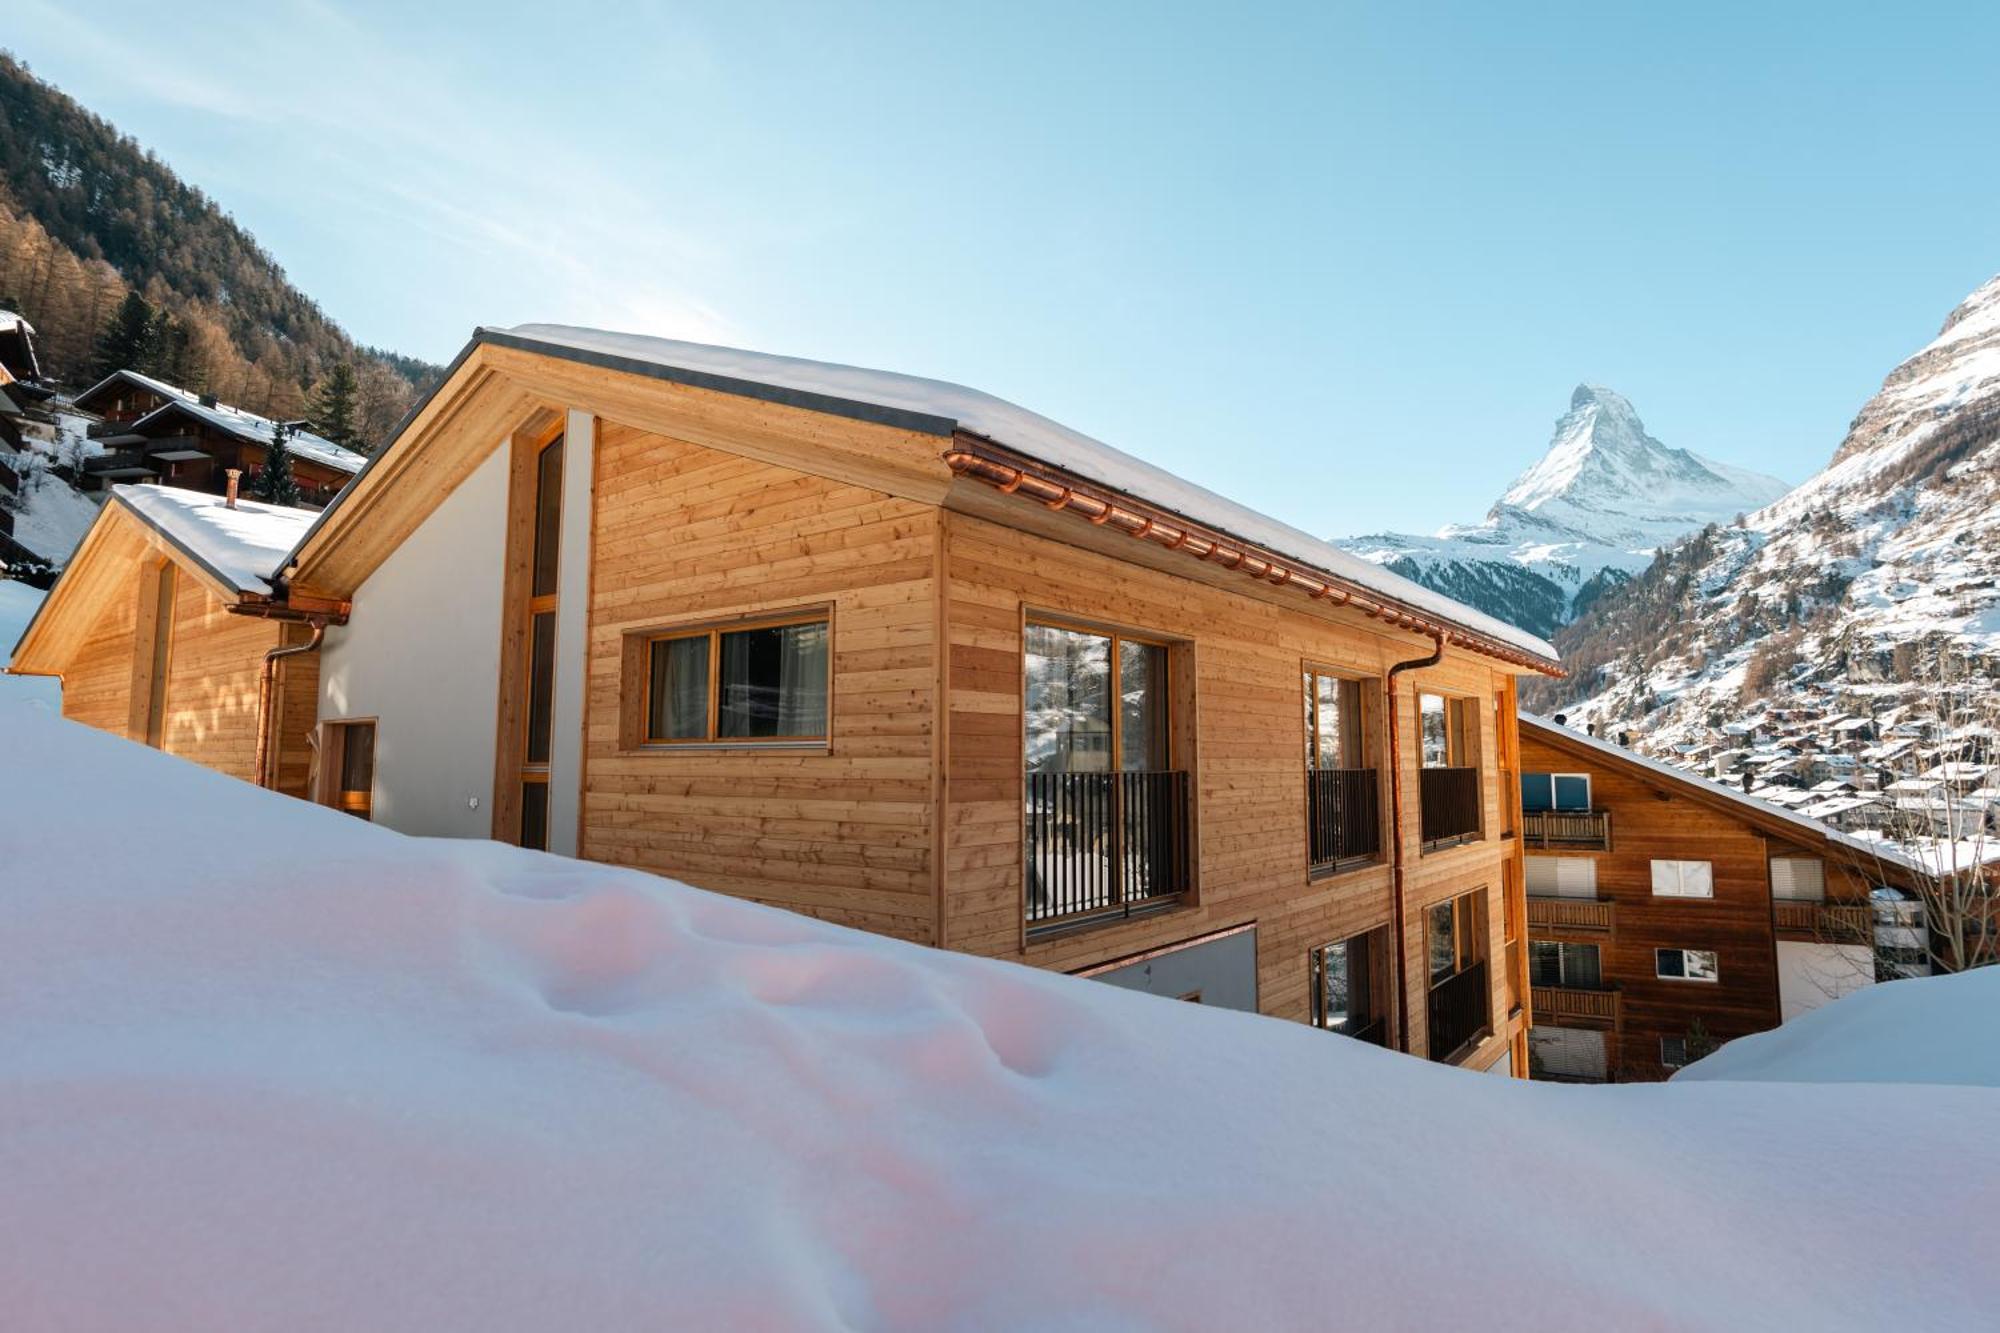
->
[0,702,1994,1330]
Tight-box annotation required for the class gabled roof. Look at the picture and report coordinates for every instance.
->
[286,323,1560,671]
[71,368,198,413]
[130,398,365,476]
[8,486,317,671]
[1520,712,1924,881]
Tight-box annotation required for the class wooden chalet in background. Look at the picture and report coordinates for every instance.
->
[1517,713,1924,1081]
[71,370,365,507]
[11,325,1570,1072]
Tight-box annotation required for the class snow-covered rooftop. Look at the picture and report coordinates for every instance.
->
[133,396,366,476]
[1521,711,1924,876]
[486,324,1559,665]
[2,697,1996,1325]
[114,484,318,597]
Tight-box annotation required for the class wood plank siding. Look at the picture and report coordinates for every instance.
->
[1521,722,1877,1080]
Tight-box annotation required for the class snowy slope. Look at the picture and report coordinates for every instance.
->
[1,699,1997,1329]
[1539,273,2000,747]
[1338,386,1789,638]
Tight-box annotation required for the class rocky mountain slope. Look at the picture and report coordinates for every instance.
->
[1338,385,1789,638]
[1528,273,2000,745]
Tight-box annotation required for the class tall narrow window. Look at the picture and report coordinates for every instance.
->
[1311,929,1388,1045]
[1023,620,1188,929]
[517,433,562,850]
[1303,669,1379,869]
[327,721,375,820]
[142,563,175,748]
[1425,889,1490,1061]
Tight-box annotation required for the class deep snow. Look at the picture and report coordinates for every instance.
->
[0,698,1994,1330]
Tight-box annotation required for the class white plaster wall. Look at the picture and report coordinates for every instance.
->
[545,410,594,856]
[318,444,509,838]
[1776,940,1874,1022]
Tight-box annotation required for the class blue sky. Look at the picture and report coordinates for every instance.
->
[12,2,2000,535]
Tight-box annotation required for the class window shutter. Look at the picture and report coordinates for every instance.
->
[1526,856,1559,894]
[1555,858,1597,899]
[1771,857,1825,902]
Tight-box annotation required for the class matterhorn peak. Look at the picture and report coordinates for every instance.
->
[1569,383,1631,413]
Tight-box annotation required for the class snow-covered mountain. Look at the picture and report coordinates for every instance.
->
[1337,385,1790,638]
[1532,272,2000,748]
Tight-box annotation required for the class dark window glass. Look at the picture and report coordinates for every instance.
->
[340,722,376,795]
[1521,773,1555,812]
[1553,775,1591,810]
[1429,900,1457,985]
[1316,936,1374,1031]
[717,621,829,739]
[1119,640,1170,772]
[1529,939,1562,987]
[531,436,564,599]
[526,611,557,764]
[520,781,549,851]
[647,635,712,740]
[1657,949,1684,979]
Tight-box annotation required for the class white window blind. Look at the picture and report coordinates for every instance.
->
[1770,857,1826,902]
[1526,856,1597,898]
[1651,859,1714,898]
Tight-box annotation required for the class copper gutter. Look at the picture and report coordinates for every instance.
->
[1385,632,1445,1054]
[943,442,1564,677]
[253,617,327,790]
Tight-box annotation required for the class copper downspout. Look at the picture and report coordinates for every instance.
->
[253,617,327,790]
[943,445,1564,677]
[1385,632,1445,1054]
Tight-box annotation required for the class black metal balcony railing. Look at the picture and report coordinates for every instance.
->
[1026,770,1190,930]
[1307,767,1381,869]
[1419,766,1482,847]
[1427,958,1490,1061]
[1523,808,1613,850]
[1336,1015,1389,1048]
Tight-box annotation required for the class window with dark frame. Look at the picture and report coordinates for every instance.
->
[1528,939,1602,989]
[642,614,831,744]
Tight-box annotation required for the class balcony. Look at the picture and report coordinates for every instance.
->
[1526,896,1615,933]
[1426,958,1490,1062]
[1531,984,1620,1029]
[1306,767,1381,871]
[1419,766,1482,849]
[1523,808,1612,851]
[1773,900,1873,941]
[1026,770,1190,934]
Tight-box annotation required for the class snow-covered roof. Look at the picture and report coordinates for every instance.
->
[1521,711,1924,876]
[71,367,199,410]
[4,694,1998,1325]
[113,484,318,597]
[478,324,1559,666]
[132,397,365,475]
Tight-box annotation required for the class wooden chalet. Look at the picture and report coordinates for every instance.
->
[71,370,364,507]
[1518,712,1921,1081]
[12,326,1570,1070]
[8,484,322,798]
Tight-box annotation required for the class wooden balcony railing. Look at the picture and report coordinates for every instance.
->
[1306,767,1381,870]
[1526,896,1615,933]
[1426,958,1490,1062]
[1026,770,1190,932]
[1531,984,1619,1027]
[1523,808,1612,851]
[1419,767,1482,848]
[1773,900,1873,939]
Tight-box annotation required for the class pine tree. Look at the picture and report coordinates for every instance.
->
[91,290,156,380]
[313,361,360,450]
[252,419,302,507]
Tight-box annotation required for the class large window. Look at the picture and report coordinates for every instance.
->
[1651,860,1715,899]
[1023,619,1187,928]
[1425,889,1490,1061]
[1656,948,1719,982]
[1525,854,1597,898]
[1428,892,1484,987]
[644,614,830,743]
[1311,930,1387,1043]
[1303,668,1379,868]
[1529,940,1602,989]
[1521,772,1591,812]
[1418,693,1481,846]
